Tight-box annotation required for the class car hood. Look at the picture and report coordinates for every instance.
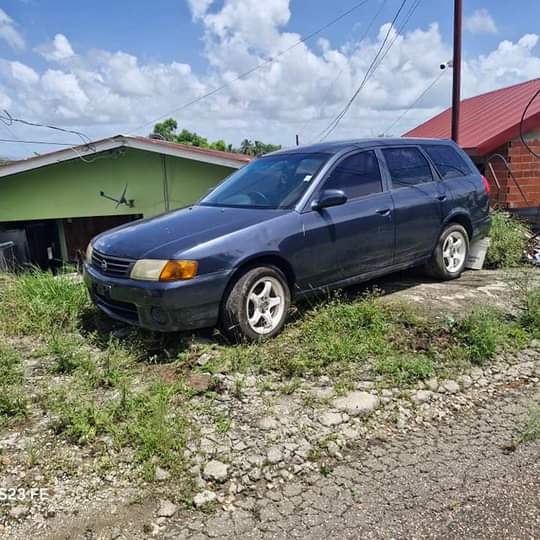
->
[93,205,289,259]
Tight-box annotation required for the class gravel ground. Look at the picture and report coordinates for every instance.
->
[165,381,540,540]
[2,269,539,539]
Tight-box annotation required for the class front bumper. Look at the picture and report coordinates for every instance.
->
[84,263,232,332]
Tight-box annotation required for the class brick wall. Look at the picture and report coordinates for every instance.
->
[506,135,540,208]
[482,132,540,209]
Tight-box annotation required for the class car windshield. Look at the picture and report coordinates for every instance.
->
[200,153,330,209]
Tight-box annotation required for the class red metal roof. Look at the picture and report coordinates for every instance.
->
[404,78,540,156]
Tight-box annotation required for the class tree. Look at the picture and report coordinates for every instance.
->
[240,139,254,155]
[153,118,178,142]
[151,118,281,156]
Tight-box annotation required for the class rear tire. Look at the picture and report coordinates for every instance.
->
[221,266,291,342]
[424,223,469,280]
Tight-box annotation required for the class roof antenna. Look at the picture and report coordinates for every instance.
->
[295,134,299,146]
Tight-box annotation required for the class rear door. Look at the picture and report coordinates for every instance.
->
[380,146,447,265]
[300,149,395,284]
[422,143,488,226]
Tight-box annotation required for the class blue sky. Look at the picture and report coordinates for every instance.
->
[0,0,539,157]
[3,0,536,68]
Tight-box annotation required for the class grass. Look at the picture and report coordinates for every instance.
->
[47,333,90,374]
[0,343,28,425]
[47,379,193,479]
[519,407,540,444]
[450,308,528,365]
[485,210,530,269]
[0,267,539,488]
[375,354,434,385]
[0,269,90,337]
[214,293,533,387]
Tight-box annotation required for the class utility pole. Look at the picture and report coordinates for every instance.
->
[451,0,462,143]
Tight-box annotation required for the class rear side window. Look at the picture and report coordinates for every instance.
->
[382,147,434,188]
[424,144,470,179]
[324,150,383,199]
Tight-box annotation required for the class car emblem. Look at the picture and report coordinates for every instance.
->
[101,260,108,272]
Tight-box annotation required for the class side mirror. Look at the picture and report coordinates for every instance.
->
[312,189,347,211]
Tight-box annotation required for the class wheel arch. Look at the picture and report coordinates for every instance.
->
[223,253,297,302]
[442,211,473,240]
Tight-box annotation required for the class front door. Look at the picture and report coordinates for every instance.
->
[380,146,445,265]
[299,150,395,288]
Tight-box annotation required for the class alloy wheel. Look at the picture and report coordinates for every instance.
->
[442,231,467,272]
[245,276,286,335]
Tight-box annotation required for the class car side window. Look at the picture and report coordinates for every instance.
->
[323,150,383,199]
[423,145,471,179]
[382,147,434,189]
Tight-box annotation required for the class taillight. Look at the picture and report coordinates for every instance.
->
[481,175,491,194]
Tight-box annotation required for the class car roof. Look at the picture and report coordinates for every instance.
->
[266,137,455,157]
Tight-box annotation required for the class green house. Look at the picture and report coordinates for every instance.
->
[0,135,251,268]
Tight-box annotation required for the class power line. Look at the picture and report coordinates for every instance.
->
[299,0,389,141]
[317,0,409,142]
[0,110,92,147]
[317,0,422,142]
[0,138,80,146]
[128,0,374,135]
[382,68,446,136]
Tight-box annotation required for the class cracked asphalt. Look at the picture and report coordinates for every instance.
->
[165,382,540,540]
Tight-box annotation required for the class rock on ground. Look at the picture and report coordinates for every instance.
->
[203,460,229,482]
[157,500,177,518]
[333,391,379,416]
[193,490,216,508]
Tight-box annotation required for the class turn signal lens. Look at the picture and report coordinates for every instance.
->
[159,260,198,281]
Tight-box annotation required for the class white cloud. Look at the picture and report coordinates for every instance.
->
[187,0,215,20]
[464,8,498,35]
[36,34,75,62]
[0,0,539,157]
[10,61,39,84]
[0,8,25,50]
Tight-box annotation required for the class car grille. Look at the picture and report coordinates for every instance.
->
[91,249,135,278]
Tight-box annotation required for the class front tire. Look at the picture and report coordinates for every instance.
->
[425,223,469,280]
[221,266,291,342]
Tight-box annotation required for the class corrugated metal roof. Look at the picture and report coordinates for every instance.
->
[404,78,540,156]
[0,135,253,179]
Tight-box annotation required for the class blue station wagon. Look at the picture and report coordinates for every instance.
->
[84,138,491,341]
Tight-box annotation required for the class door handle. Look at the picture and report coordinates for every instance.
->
[376,208,392,216]
[437,194,447,201]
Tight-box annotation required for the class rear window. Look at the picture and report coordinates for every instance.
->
[382,147,434,188]
[423,144,471,179]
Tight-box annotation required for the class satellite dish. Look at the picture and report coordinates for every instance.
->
[100,184,135,208]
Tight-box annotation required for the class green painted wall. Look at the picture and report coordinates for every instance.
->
[0,148,234,222]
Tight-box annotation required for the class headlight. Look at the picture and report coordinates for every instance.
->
[85,242,94,264]
[130,260,198,281]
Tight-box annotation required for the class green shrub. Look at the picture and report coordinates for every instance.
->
[0,270,90,337]
[485,210,529,268]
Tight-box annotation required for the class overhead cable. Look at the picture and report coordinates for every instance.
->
[128,0,374,134]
